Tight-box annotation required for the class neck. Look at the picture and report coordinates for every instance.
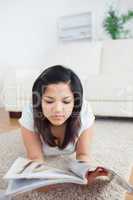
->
[50,123,66,138]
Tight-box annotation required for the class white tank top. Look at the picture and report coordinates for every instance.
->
[18,99,95,156]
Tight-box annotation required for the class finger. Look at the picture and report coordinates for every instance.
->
[97,171,109,177]
[96,167,107,172]
[87,167,109,179]
[94,167,108,177]
[96,167,108,173]
[98,171,108,176]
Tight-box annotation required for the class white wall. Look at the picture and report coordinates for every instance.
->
[0,0,106,68]
[0,0,133,107]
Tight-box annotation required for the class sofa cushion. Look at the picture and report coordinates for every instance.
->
[84,74,133,101]
[90,101,133,117]
[3,68,41,111]
[101,39,133,75]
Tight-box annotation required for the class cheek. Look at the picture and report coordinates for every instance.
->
[42,103,52,117]
[64,104,74,116]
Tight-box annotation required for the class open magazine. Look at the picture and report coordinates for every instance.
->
[2,157,133,198]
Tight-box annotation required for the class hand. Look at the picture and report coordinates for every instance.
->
[86,166,109,185]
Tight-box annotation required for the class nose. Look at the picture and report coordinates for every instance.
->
[53,101,63,113]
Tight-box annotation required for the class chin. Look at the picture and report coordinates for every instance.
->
[49,119,66,126]
[51,122,63,126]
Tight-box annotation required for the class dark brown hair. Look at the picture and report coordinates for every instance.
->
[32,65,83,149]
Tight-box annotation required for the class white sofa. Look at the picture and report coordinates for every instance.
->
[2,68,41,114]
[2,39,133,117]
[85,39,133,117]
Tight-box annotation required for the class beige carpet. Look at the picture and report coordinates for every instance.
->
[0,118,133,200]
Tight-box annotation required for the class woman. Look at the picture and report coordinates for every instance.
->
[19,65,108,188]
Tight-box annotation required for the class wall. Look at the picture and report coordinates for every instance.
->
[0,0,133,106]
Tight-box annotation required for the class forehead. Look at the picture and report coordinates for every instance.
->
[43,83,73,97]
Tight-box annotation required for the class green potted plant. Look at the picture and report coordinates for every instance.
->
[103,7,133,39]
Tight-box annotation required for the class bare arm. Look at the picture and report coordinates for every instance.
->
[76,125,94,163]
[20,126,45,162]
[76,125,109,184]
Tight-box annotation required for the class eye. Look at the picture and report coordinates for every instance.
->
[45,101,54,104]
[63,101,71,104]
[44,100,71,104]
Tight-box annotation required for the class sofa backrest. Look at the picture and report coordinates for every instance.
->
[45,41,102,89]
[100,39,133,75]
[3,68,41,111]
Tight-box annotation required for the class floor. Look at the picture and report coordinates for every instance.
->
[0,107,133,200]
[0,107,20,133]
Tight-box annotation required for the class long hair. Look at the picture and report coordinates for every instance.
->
[32,65,83,149]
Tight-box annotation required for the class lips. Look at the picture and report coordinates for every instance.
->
[52,115,64,118]
[53,115,64,117]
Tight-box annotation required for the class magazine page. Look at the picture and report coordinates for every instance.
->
[3,157,80,180]
[104,168,133,194]
[5,176,85,197]
[0,190,11,200]
[3,157,88,197]
[68,159,97,179]
[68,159,133,194]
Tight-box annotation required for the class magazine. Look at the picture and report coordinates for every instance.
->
[2,157,133,198]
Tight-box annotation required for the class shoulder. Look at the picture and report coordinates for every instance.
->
[79,99,95,135]
[18,103,35,133]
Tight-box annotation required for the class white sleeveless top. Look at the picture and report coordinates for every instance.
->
[18,99,95,156]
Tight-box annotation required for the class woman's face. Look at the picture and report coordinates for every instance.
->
[41,82,74,126]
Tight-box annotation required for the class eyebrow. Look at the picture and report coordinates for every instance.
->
[43,96,72,99]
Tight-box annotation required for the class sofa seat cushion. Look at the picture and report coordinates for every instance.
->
[90,101,133,117]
